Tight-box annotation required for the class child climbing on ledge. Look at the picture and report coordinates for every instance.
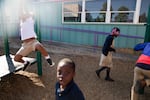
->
[14,7,54,70]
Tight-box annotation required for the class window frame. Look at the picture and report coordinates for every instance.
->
[62,0,146,25]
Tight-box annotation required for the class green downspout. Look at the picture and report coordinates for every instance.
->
[144,5,150,42]
[35,8,42,76]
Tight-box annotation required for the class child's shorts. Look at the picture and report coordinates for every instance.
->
[16,39,41,56]
[99,52,113,68]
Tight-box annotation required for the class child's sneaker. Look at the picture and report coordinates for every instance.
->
[95,70,100,78]
[105,77,114,82]
[47,58,55,67]
[23,61,30,71]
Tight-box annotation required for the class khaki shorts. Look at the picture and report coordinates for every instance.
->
[133,67,150,87]
[16,39,41,56]
[131,67,150,100]
[99,52,113,68]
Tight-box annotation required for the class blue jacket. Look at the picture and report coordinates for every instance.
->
[134,42,150,56]
[55,80,85,100]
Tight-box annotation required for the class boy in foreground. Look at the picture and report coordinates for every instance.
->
[55,58,85,100]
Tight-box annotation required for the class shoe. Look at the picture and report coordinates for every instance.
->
[134,80,145,94]
[50,62,55,67]
[23,61,30,71]
[105,77,114,82]
[95,70,100,78]
[47,58,55,67]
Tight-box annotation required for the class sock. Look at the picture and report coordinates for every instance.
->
[106,68,111,78]
[45,55,50,60]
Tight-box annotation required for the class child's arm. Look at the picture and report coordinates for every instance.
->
[18,0,26,20]
[18,0,34,21]
[134,43,148,51]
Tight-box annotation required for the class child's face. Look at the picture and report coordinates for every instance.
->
[114,31,120,36]
[57,62,75,89]
[111,28,120,37]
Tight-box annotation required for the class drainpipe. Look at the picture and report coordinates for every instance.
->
[144,5,150,42]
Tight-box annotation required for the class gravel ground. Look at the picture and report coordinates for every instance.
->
[0,37,149,100]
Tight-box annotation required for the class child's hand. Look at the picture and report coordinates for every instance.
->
[113,49,116,53]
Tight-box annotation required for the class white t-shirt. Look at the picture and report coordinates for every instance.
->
[20,17,37,40]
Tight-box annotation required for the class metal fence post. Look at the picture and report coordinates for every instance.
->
[35,6,42,76]
[144,5,150,42]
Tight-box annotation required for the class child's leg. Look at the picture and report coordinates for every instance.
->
[14,43,33,70]
[145,79,150,87]
[131,79,146,100]
[35,43,49,57]
[105,67,114,81]
[96,53,108,78]
[14,43,32,63]
[14,54,24,63]
[131,67,145,100]
[95,66,107,78]
[143,71,150,87]
[131,86,139,100]
[35,43,54,66]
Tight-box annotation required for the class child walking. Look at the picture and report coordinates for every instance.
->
[95,27,120,82]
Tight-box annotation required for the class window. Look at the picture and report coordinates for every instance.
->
[85,0,107,22]
[63,1,82,22]
[139,0,149,23]
[111,0,136,23]
[62,0,150,24]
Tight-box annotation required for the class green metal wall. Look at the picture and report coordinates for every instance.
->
[0,1,146,49]
[36,2,145,48]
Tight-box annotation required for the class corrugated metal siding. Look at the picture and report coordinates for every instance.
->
[34,2,145,48]
[0,1,146,49]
